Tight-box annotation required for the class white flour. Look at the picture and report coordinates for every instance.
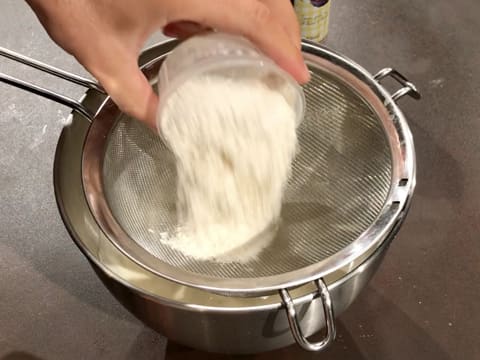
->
[159,73,298,262]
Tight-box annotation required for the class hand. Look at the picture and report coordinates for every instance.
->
[25,0,308,129]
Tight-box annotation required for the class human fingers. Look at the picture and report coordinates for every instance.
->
[260,0,302,50]
[85,48,159,129]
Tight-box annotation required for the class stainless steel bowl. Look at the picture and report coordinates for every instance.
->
[0,39,419,354]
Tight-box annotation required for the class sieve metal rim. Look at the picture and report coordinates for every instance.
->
[81,40,416,296]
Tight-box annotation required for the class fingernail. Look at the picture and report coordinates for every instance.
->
[291,35,302,50]
[296,55,310,84]
[303,61,310,81]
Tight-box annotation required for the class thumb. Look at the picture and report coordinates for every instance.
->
[87,51,159,130]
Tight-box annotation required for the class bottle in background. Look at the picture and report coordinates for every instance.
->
[291,0,331,43]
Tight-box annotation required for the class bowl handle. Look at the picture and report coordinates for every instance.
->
[279,278,336,352]
[374,67,421,101]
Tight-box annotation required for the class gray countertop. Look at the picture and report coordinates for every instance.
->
[1,0,479,359]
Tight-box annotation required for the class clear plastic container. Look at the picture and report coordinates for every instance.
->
[156,32,305,131]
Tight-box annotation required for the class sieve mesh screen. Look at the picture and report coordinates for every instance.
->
[101,66,392,279]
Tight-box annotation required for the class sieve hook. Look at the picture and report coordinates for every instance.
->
[279,278,336,352]
[374,68,421,101]
[0,46,105,121]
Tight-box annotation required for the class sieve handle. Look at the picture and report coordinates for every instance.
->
[279,278,336,352]
[0,46,105,121]
[374,68,421,101]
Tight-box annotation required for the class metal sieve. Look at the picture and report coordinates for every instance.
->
[98,69,390,277]
[1,39,419,353]
[0,42,419,297]
[80,41,418,297]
